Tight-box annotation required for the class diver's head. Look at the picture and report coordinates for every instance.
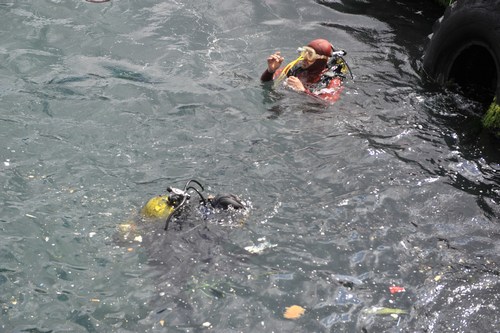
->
[208,193,246,210]
[299,38,334,70]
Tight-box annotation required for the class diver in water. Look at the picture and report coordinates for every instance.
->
[140,180,246,231]
[261,38,352,104]
[118,180,246,244]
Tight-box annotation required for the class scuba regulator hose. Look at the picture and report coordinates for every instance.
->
[273,55,304,88]
[330,50,354,80]
[162,179,246,232]
[164,179,206,231]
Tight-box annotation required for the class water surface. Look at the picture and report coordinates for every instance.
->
[1,0,499,332]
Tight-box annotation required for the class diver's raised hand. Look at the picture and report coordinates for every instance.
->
[267,51,284,73]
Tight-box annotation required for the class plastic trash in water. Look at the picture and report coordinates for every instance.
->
[364,307,408,315]
[283,305,305,319]
[244,240,277,254]
[331,274,364,288]
[389,286,406,294]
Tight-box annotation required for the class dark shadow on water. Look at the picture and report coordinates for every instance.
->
[424,91,500,217]
[102,65,152,83]
[316,0,443,52]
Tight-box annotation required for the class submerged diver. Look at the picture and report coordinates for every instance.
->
[118,180,246,244]
[115,179,249,251]
[261,38,352,104]
[141,180,246,231]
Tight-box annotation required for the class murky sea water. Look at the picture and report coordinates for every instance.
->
[1,0,500,332]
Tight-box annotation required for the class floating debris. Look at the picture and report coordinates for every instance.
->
[389,286,405,294]
[331,274,364,288]
[244,240,277,254]
[118,222,134,233]
[364,307,407,315]
[284,305,305,319]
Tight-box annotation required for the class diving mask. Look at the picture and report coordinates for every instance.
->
[297,46,329,62]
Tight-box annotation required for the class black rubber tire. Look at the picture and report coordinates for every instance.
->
[423,0,500,102]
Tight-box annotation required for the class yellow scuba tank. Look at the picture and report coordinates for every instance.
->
[117,195,174,242]
[141,195,175,219]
